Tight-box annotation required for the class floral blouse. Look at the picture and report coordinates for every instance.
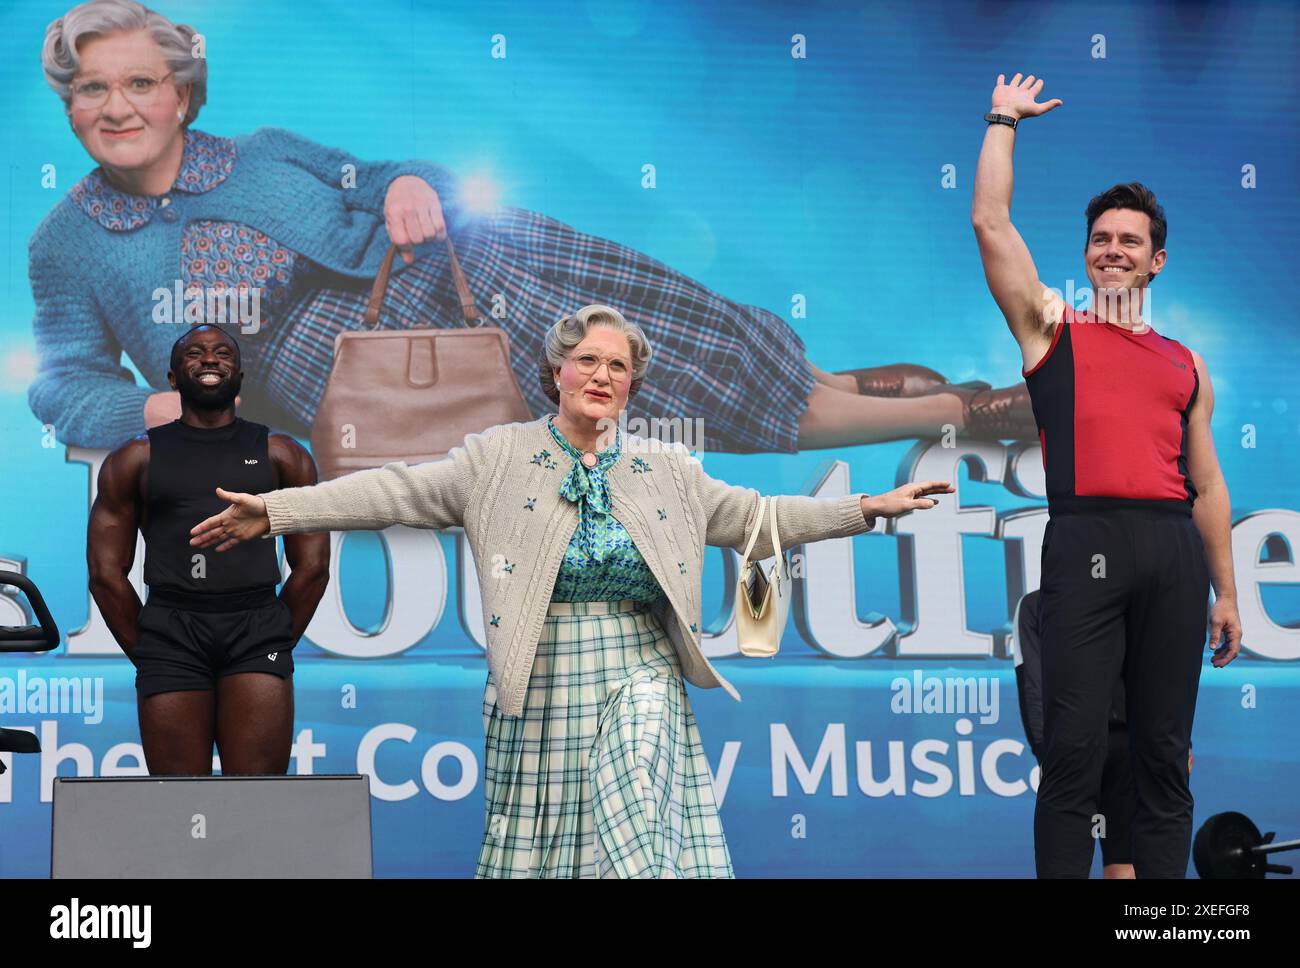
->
[547,418,666,605]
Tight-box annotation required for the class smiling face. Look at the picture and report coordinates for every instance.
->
[67,29,188,179]
[168,327,243,409]
[1085,208,1166,295]
[552,325,634,428]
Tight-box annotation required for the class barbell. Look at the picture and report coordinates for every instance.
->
[1193,811,1300,879]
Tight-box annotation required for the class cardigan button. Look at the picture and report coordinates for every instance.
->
[159,208,178,223]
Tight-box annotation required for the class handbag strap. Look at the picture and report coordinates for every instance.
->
[740,495,768,567]
[768,494,784,562]
[365,235,483,330]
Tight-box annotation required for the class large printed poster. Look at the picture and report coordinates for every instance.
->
[1,0,1297,877]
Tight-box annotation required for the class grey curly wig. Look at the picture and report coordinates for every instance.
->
[539,305,652,404]
[43,0,207,126]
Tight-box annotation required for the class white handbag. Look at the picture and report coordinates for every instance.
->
[735,495,793,658]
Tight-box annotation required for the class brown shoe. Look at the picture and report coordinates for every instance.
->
[835,363,988,398]
[918,382,1037,440]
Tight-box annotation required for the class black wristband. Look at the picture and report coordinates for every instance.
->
[985,112,1019,129]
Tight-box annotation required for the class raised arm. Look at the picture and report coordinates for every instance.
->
[971,73,1065,372]
[1185,352,1241,668]
[682,450,951,559]
[190,427,501,551]
[87,438,148,660]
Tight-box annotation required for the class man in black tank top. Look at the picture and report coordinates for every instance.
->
[88,325,329,774]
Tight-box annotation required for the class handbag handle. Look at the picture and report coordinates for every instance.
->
[764,493,785,584]
[740,495,768,568]
[365,235,482,330]
[740,494,785,562]
[767,495,784,570]
[739,496,787,584]
[762,496,787,591]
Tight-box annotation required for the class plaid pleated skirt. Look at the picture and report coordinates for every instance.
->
[256,205,815,454]
[475,599,734,878]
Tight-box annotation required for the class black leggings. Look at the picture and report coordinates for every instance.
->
[1033,509,1210,878]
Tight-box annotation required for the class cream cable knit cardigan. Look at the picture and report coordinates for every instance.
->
[261,416,873,716]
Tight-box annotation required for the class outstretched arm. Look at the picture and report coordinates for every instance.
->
[190,428,500,552]
[87,438,148,660]
[684,451,951,558]
[1186,353,1241,668]
[269,434,331,642]
[971,73,1065,371]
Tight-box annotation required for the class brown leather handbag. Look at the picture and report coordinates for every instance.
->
[310,237,533,480]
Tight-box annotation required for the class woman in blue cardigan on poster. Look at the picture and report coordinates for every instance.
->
[29,0,1036,454]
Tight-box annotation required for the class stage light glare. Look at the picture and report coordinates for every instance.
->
[5,348,37,386]
[461,174,501,213]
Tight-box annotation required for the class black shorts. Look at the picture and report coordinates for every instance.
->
[134,587,296,698]
[1098,725,1136,866]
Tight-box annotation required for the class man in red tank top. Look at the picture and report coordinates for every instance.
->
[971,73,1243,878]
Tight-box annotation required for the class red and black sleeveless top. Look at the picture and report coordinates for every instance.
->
[1023,307,1200,515]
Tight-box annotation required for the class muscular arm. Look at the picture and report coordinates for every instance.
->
[971,73,1065,371]
[1186,352,1242,666]
[87,437,149,660]
[269,434,330,642]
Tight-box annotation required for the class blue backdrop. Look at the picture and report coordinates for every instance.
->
[1,0,1297,877]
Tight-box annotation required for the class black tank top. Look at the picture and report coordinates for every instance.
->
[144,417,282,593]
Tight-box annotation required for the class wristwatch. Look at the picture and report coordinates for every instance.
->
[985,112,1018,129]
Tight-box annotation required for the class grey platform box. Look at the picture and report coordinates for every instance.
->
[52,775,373,878]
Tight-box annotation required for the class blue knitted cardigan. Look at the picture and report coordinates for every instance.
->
[26,127,459,448]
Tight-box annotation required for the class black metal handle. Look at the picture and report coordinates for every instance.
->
[0,571,61,653]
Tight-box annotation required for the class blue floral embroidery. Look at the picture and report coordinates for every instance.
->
[502,561,514,574]
[689,622,699,633]
[524,498,536,511]
[657,508,668,520]
[489,615,500,628]
[631,456,652,474]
